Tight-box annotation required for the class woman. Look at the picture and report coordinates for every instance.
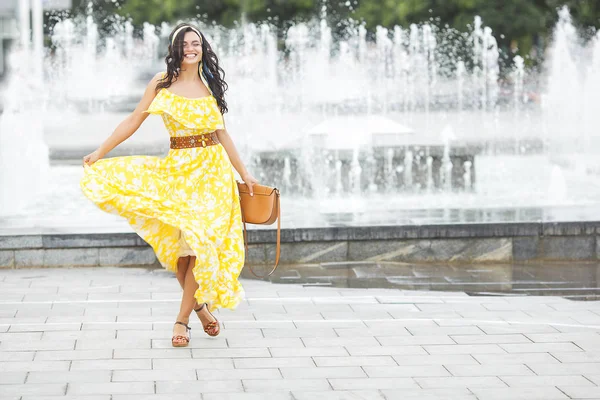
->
[80,23,257,347]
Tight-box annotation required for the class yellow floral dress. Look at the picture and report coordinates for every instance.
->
[80,87,245,310]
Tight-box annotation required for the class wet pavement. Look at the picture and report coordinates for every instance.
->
[1,266,600,399]
[245,262,600,301]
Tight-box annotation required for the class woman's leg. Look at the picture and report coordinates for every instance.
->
[173,256,194,345]
[175,256,190,289]
[176,256,199,325]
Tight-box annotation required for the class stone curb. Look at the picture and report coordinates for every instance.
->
[1,221,599,268]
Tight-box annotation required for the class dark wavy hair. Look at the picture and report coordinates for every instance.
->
[156,23,229,114]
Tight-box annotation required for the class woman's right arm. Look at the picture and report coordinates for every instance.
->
[83,72,163,166]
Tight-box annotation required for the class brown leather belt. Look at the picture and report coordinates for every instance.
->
[170,132,220,149]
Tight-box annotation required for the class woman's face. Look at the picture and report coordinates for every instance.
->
[181,31,202,66]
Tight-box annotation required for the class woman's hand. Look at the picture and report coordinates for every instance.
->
[83,150,101,167]
[241,173,259,196]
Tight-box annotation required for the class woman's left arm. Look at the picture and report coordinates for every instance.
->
[216,128,258,195]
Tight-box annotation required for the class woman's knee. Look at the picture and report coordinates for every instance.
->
[176,256,190,280]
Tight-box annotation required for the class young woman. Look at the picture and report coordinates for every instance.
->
[80,23,257,347]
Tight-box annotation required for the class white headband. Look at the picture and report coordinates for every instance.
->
[171,26,201,46]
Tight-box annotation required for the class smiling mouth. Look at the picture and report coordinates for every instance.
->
[184,54,198,59]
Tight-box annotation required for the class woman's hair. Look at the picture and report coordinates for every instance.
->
[156,23,229,114]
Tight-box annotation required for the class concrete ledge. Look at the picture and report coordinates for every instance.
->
[0,221,599,268]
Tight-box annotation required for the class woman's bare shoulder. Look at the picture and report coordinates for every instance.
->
[152,71,167,83]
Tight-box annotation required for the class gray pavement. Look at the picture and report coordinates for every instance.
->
[1,267,600,399]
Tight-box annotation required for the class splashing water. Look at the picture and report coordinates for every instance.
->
[2,4,600,221]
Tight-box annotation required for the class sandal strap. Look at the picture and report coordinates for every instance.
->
[194,303,207,313]
[174,321,191,330]
[204,321,219,332]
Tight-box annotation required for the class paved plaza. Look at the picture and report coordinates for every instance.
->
[1,267,600,399]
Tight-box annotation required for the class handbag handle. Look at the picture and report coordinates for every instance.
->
[240,192,280,278]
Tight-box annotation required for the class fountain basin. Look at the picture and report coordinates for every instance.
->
[1,220,600,269]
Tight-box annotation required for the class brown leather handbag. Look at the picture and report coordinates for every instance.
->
[236,181,281,278]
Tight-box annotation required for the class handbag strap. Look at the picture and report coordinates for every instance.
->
[242,193,280,279]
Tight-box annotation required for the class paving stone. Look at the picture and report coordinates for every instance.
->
[329,377,418,390]
[114,348,192,359]
[196,368,282,380]
[473,353,560,364]
[224,337,304,348]
[294,320,367,329]
[0,361,70,372]
[346,345,427,356]
[27,370,111,383]
[500,343,583,353]
[112,369,197,381]
[445,364,534,376]
[0,383,66,396]
[582,375,600,385]
[270,347,348,357]
[313,356,396,367]
[68,382,154,395]
[501,375,594,387]
[71,359,151,370]
[528,362,600,375]
[552,351,600,363]
[20,396,110,400]
[156,380,243,393]
[33,350,113,361]
[302,336,380,347]
[392,354,478,365]
[470,387,569,399]
[0,372,26,384]
[153,358,234,370]
[5,266,600,398]
[152,338,228,349]
[0,351,35,362]
[281,366,366,379]
[190,348,270,358]
[382,388,477,399]
[203,394,291,400]
[243,378,331,392]
[233,357,315,369]
[81,322,153,331]
[0,331,43,340]
[364,365,450,377]
[112,396,201,400]
[261,328,337,338]
[292,391,385,400]
[75,338,151,350]
[415,376,508,388]
[0,340,76,351]
[450,334,531,344]
[376,335,455,346]
[477,324,559,334]
[423,344,506,354]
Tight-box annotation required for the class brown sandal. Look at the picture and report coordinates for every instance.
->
[194,303,220,337]
[171,321,191,347]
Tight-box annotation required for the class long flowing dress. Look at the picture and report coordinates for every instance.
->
[80,86,245,310]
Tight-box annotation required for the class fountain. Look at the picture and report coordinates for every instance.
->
[0,0,49,217]
[2,4,600,229]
